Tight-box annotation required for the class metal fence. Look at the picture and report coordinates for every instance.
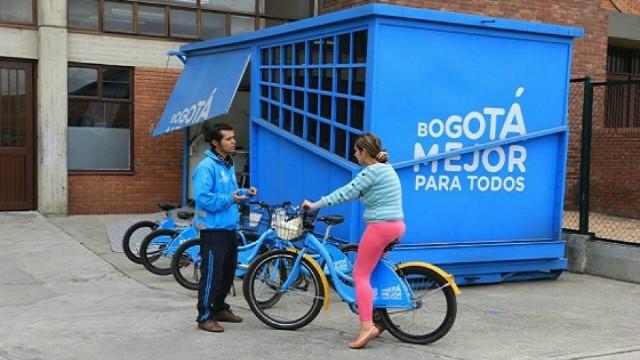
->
[563,78,585,231]
[564,77,640,244]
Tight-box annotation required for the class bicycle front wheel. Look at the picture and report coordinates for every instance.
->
[378,266,457,344]
[171,239,200,290]
[122,220,157,264]
[242,250,325,330]
[139,229,178,275]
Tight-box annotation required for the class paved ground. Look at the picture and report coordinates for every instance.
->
[1,212,640,360]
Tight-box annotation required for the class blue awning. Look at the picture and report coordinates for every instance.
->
[152,48,251,136]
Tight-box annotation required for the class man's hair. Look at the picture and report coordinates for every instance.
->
[202,122,233,147]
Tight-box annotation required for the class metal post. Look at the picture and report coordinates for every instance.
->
[182,130,189,207]
[579,76,593,234]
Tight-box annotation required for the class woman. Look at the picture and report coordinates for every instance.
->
[302,133,405,349]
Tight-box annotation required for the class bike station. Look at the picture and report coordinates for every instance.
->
[152,4,583,286]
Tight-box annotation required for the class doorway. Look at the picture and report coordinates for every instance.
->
[0,59,35,210]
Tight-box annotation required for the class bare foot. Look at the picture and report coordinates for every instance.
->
[348,326,380,349]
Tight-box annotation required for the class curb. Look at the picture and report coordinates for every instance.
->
[564,232,640,284]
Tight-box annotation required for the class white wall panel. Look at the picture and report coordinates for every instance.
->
[68,33,186,68]
[0,28,38,59]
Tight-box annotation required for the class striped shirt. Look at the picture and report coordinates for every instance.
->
[321,163,404,222]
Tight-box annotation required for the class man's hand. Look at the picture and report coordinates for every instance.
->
[233,190,248,204]
[247,187,258,196]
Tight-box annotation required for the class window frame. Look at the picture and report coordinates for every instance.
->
[0,0,37,27]
[67,63,135,174]
[258,29,369,163]
[605,46,640,129]
[66,0,314,41]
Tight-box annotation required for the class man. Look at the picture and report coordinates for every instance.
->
[192,122,257,332]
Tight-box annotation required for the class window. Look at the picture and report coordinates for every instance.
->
[138,4,167,36]
[605,47,640,128]
[104,1,134,33]
[0,0,35,25]
[0,67,27,147]
[258,17,284,29]
[258,30,368,162]
[200,11,225,39]
[67,0,315,41]
[170,8,197,38]
[153,0,197,6]
[260,0,313,20]
[201,0,254,12]
[68,0,99,30]
[230,14,255,35]
[68,65,133,171]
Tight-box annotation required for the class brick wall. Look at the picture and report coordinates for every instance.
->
[602,0,640,14]
[588,83,640,219]
[68,68,183,214]
[591,130,640,219]
[565,80,586,212]
[322,0,609,79]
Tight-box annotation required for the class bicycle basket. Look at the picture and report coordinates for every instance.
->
[239,204,268,234]
[271,208,305,241]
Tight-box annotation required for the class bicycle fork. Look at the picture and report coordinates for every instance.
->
[280,249,308,291]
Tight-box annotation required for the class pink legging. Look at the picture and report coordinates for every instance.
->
[353,220,406,321]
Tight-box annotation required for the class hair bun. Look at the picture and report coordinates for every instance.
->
[376,150,389,163]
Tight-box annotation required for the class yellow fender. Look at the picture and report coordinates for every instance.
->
[398,262,461,295]
[285,248,331,311]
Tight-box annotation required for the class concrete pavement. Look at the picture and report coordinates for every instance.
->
[1,212,639,360]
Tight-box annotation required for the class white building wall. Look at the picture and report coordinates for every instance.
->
[68,33,185,68]
[0,27,38,59]
[37,0,68,214]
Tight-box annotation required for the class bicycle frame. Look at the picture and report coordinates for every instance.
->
[285,232,415,310]
[151,225,198,256]
[181,227,292,278]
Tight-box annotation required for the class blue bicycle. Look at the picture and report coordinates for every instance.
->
[170,201,295,290]
[138,215,198,275]
[242,210,461,345]
[138,192,260,276]
[121,202,193,264]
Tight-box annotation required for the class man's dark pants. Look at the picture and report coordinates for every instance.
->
[196,229,238,323]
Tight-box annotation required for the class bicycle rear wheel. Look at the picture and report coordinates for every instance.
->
[378,266,457,344]
[122,220,157,264]
[243,250,325,330]
[171,239,200,290]
[139,229,178,275]
[340,244,358,266]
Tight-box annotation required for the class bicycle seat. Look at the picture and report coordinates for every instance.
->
[317,215,344,225]
[384,239,400,253]
[158,202,178,212]
[177,210,194,220]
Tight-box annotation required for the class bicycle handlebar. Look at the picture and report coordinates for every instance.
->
[248,200,292,209]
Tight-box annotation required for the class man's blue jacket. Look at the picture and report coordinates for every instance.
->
[192,149,239,230]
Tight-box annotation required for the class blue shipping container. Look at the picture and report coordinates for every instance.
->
[154,4,584,285]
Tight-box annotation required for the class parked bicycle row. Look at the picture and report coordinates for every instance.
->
[120,197,459,345]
